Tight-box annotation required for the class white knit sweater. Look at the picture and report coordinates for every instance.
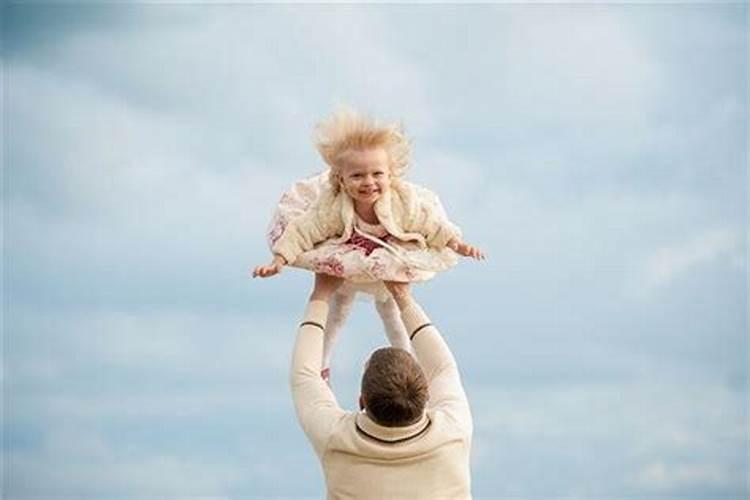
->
[290,299,473,499]
[273,180,461,265]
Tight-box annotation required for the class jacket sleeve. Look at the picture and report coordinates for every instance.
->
[402,185,462,249]
[290,300,347,458]
[272,191,341,264]
[400,302,473,436]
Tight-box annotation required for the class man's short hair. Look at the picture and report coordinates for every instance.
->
[361,347,429,427]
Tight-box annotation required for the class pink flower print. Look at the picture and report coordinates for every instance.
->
[369,259,386,279]
[268,216,288,245]
[317,256,345,277]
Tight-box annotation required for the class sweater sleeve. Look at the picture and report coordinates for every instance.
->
[403,185,462,249]
[272,193,341,265]
[400,302,473,435]
[420,206,461,249]
[290,300,347,458]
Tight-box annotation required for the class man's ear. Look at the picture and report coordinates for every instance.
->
[359,394,365,411]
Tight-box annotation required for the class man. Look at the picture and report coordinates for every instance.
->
[290,273,473,499]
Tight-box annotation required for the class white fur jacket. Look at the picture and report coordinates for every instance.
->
[272,179,461,265]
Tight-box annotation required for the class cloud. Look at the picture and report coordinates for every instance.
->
[631,461,732,492]
[470,380,746,496]
[5,62,294,309]
[6,305,295,394]
[4,303,312,497]
[497,6,660,125]
[636,227,743,293]
[8,447,244,497]
[388,4,661,136]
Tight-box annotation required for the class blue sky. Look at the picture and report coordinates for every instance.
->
[3,3,747,499]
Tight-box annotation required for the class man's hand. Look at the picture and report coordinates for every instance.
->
[447,239,486,260]
[384,281,413,311]
[310,273,344,302]
[252,255,286,278]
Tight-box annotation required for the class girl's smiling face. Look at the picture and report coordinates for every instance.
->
[338,147,392,206]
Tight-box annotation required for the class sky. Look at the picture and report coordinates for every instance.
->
[2,2,747,499]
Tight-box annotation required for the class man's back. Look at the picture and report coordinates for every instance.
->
[323,410,470,499]
[290,294,473,500]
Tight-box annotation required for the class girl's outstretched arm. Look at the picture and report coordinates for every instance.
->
[405,190,485,260]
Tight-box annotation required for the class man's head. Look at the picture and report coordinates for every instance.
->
[360,347,429,427]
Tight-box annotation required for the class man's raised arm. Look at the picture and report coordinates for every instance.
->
[384,282,472,433]
[290,274,347,457]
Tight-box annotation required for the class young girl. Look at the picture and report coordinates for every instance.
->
[253,108,484,381]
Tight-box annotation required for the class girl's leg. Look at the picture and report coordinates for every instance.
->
[374,296,413,355]
[321,289,356,378]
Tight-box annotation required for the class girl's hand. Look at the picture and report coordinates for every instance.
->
[384,281,412,311]
[252,255,286,278]
[448,239,486,260]
[383,280,411,300]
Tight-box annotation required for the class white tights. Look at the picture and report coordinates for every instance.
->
[321,288,413,370]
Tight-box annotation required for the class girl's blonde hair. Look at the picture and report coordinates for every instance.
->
[314,107,411,192]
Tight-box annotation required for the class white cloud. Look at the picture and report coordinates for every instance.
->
[410,5,661,139]
[409,148,486,222]
[497,7,660,126]
[8,448,244,496]
[471,379,746,495]
[282,7,436,127]
[631,461,732,492]
[637,227,743,293]
[7,306,294,384]
[7,63,285,226]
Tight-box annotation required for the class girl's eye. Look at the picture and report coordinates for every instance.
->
[352,174,362,179]
[374,172,384,177]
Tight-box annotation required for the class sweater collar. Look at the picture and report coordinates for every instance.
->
[334,192,355,244]
[373,184,426,246]
[373,187,393,218]
[355,411,431,444]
